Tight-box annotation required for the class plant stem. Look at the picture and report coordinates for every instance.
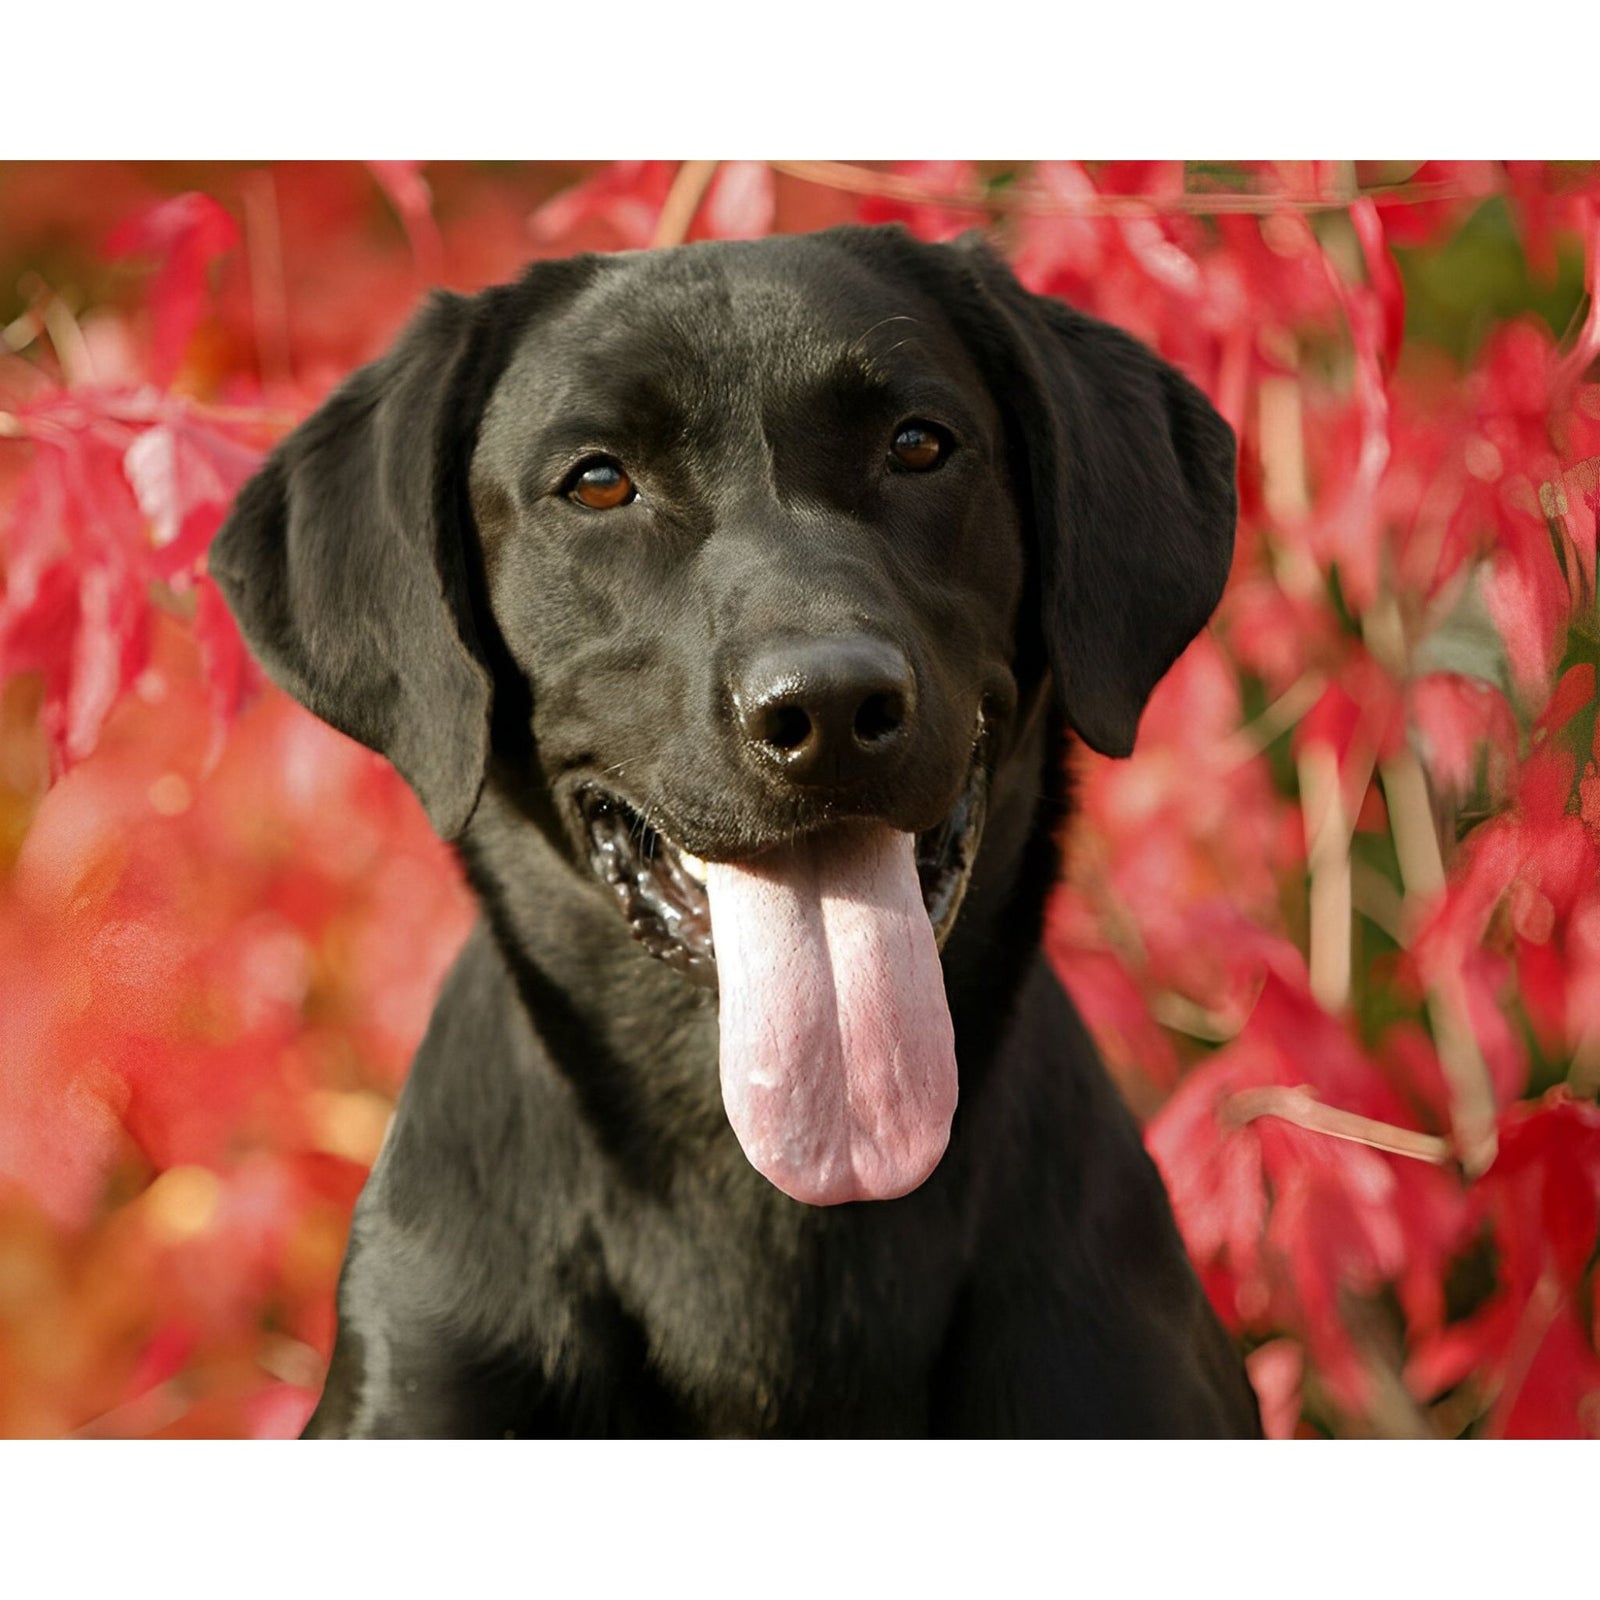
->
[653,161,719,248]
[1225,1084,1453,1165]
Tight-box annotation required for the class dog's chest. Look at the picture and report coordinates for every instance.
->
[591,1193,968,1436]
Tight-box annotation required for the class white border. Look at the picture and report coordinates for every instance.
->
[2,1440,1588,1593]
[1,2,1593,156]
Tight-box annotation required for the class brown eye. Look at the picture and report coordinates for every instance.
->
[565,457,636,510]
[890,421,948,472]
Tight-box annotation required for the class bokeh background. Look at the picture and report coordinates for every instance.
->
[2,160,1598,1438]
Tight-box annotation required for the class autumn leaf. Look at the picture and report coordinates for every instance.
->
[106,193,239,386]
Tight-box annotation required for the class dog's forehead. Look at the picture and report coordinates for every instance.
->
[488,238,984,429]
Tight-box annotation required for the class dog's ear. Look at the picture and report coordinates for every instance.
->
[209,286,519,838]
[956,240,1237,756]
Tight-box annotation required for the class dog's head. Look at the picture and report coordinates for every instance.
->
[211,225,1235,1206]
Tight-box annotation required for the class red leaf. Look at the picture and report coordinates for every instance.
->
[1495,1298,1600,1438]
[1490,1094,1600,1289]
[1049,941,1181,1090]
[1412,816,1524,984]
[193,574,259,763]
[1350,198,1405,374]
[66,559,148,762]
[1407,673,1517,802]
[245,1382,320,1440]
[1458,950,1530,1107]
[1373,161,1501,249]
[1245,1339,1304,1440]
[368,161,443,282]
[107,194,239,385]
[1148,971,1477,1418]
[123,1320,197,1401]
[1536,662,1596,740]
[123,415,261,579]
[528,162,677,253]
[1296,660,1405,795]
[699,162,776,241]
[857,161,987,244]
[1221,575,1337,695]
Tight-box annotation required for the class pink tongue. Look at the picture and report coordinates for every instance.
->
[704,826,957,1206]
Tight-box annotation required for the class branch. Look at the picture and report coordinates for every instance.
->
[6,276,98,387]
[1483,1270,1564,1438]
[652,161,719,248]
[1339,1295,1444,1438]
[1221,669,1326,768]
[1150,990,1244,1044]
[0,399,301,443]
[1569,1029,1600,1098]
[1363,583,1500,1178]
[1298,741,1356,1012]
[1557,205,1600,387]
[1225,1084,1453,1165]
[1424,978,1501,1177]
[1351,857,1405,943]
[242,168,293,392]
[1379,740,1499,1178]
[769,161,1516,220]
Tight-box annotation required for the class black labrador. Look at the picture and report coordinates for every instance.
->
[211,223,1262,1437]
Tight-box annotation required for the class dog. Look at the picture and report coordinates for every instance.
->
[210,222,1262,1437]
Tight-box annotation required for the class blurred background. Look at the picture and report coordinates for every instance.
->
[1,160,1597,1438]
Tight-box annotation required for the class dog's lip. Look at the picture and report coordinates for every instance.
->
[574,723,992,981]
[576,717,993,864]
[579,794,925,868]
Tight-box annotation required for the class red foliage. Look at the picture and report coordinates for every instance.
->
[3,159,1600,1436]
[105,194,239,386]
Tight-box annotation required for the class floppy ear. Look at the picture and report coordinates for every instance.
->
[956,243,1238,756]
[209,289,512,838]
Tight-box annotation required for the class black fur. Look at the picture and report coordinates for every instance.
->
[209,224,1259,1437]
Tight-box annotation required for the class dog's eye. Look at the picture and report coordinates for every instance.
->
[889,421,949,472]
[565,457,636,510]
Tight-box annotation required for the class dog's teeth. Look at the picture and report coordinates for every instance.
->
[679,851,708,884]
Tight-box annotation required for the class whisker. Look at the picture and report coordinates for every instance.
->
[846,312,921,362]
[589,743,668,784]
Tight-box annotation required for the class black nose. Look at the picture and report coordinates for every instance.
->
[733,635,916,786]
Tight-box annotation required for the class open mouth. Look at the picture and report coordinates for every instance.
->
[578,738,989,987]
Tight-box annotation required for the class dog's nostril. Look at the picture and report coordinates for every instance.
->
[853,691,904,745]
[760,704,814,752]
[734,634,916,785]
